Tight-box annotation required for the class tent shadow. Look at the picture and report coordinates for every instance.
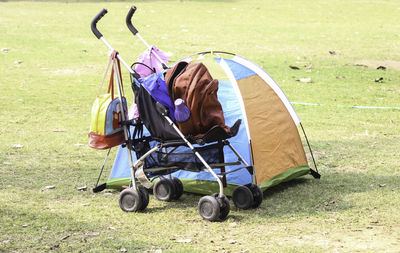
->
[105,168,399,222]
[231,170,400,220]
[144,193,201,212]
[143,205,169,213]
[263,177,311,198]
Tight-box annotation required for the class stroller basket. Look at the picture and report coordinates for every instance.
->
[142,141,223,177]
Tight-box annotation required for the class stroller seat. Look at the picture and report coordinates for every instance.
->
[130,68,249,189]
[150,118,241,147]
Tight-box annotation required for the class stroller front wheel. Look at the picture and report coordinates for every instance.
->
[198,195,221,221]
[153,178,174,201]
[232,185,254,210]
[119,188,143,212]
[249,184,263,208]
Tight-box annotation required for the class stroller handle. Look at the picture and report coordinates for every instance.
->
[91,8,108,39]
[125,5,167,69]
[126,6,139,35]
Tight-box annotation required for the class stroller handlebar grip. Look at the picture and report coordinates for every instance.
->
[126,6,139,35]
[91,8,108,39]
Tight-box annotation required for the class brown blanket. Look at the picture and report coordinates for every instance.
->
[165,62,230,137]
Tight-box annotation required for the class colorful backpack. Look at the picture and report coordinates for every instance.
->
[88,51,127,150]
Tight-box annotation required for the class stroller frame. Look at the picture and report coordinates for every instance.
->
[91,6,262,221]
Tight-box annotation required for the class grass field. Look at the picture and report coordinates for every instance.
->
[1,0,399,252]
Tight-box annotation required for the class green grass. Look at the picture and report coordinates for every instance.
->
[1,0,399,252]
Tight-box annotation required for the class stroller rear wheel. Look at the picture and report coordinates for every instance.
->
[153,178,174,201]
[119,188,143,212]
[198,195,220,221]
[232,185,254,210]
[249,184,263,208]
[170,177,184,200]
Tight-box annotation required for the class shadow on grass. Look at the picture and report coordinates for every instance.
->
[100,167,399,222]
[0,205,154,252]
[231,169,400,220]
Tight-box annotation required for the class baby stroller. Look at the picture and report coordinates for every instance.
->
[90,6,263,221]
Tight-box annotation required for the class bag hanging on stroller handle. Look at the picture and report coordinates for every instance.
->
[91,10,140,190]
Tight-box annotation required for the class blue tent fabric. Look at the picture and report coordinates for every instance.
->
[169,80,252,185]
[106,54,313,195]
[109,136,133,179]
[110,68,253,186]
[214,58,256,80]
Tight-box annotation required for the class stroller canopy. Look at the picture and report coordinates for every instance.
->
[107,52,311,195]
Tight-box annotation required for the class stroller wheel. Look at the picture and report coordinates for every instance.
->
[119,188,142,212]
[138,186,149,211]
[153,178,174,202]
[198,195,220,221]
[248,184,263,208]
[213,193,230,220]
[170,177,184,200]
[232,185,254,210]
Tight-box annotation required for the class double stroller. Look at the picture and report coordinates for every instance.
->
[90,6,263,221]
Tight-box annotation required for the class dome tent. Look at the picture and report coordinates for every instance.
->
[98,52,319,196]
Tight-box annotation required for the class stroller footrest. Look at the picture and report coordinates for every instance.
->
[215,165,253,176]
[135,165,152,188]
[191,119,242,145]
[119,119,136,126]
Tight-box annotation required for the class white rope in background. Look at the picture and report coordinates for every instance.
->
[291,102,400,110]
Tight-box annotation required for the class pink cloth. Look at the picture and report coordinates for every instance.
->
[135,46,170,77]
[128,102,139,120]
